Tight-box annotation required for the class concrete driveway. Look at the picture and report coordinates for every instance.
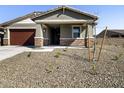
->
[0,46,31,61]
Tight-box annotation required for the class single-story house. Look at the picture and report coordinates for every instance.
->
[96,29,124,45]
[0,6,98,47]
[97,29,124,38]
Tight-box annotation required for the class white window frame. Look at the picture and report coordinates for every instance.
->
[72,25,81,38]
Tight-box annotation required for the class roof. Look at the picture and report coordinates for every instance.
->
[0,12,43,27]
[97,29,124,38]
[0,6,98,27]
[33,6,98,20]
[106,29,124,35]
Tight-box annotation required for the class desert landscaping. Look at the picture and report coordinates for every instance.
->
[0,39,124,88]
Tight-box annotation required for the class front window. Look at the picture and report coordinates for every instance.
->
[72,26,80,38]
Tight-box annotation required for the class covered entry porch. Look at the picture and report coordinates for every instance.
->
[35,20,95,47]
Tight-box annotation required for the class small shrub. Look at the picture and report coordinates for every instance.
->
[111,53,123,61]
[45,68,52,73]
[27,52,31,57]
[112,56,119,61]
[56,66,59,69]
[118,53,123,59]
[83,65,98,75]
[54,52,61,58]
[90,64,98,75]
[63,48,68,52]
[54,55,59,58]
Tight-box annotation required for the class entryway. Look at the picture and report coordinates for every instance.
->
[0,34,3,46]
[50,27,60,45]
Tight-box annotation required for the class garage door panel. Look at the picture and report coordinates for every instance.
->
[10,29,35,46]
[23,33,35,45]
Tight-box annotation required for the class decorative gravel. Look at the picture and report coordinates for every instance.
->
[0,46,124,88]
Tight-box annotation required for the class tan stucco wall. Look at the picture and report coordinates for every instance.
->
[43,26,50,38]
[36,24,43,37]
[60,24,90,39]
[15,18,36,24]
[8,24,37,28]
[87,24,93,37]
[4,29,8,38]
[60,24,72,38]
[80,26,87,38]
[60,24,91,38]
[34,9,93,21]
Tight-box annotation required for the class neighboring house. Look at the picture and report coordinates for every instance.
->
[97,29,124,38]
[0,6,98,47]
[96,29,124,45]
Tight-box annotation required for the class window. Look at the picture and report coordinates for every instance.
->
[72,26,81,38]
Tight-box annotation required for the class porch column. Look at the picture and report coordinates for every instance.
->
[86,24,94,48]
[35,24,43,47]
[3,28,9,45]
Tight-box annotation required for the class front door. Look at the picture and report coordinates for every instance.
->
[50,27,60,45]
[0,34,3,46]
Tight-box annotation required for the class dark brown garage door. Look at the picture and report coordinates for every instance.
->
[10,29,35,46]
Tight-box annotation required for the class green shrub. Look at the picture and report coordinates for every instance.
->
[27,52,31,57]
[54,52,61,58]
[63,48,68,52]
[112,53,123,61]
[45,68,52,73]
[88,64,98,75]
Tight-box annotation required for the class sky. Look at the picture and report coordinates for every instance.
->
[0,5,124,34]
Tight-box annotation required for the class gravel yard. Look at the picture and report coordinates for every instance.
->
[0,45,124,88]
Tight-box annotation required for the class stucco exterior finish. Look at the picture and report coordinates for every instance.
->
[36,24,43,37]
[87,24,93,37]
[41,24,92,39]
[60,24,72,38]
[4,29,8,39]
[42,26,50,39]
[80,26,87,38]
[4,18,38,39]
[34,9,93,21]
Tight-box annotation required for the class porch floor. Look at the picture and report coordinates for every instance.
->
[42,46,86,49]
